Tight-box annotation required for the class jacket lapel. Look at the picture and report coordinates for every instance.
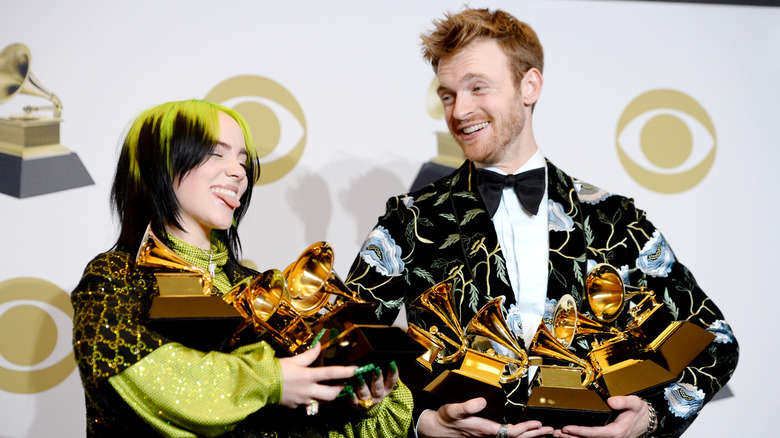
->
[446,162,517,309]
[545,160,588,308]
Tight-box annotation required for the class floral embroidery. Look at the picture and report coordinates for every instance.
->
[708,320,736,344]
[549,199,575,232]
[576,182,611,204]
[401,196,414,208]
[505,303,524,337]
[359,226,405,277]
[664,382,705,419]
[636,231,675,277]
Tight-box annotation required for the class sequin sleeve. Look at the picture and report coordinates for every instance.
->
[108,341,282,437]
[325,380,414,438]
[71,251,168,390]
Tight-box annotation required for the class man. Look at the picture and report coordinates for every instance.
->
[346,8,738,438]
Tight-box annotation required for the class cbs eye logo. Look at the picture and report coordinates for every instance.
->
[0,278,75,394]
[616,89,716,193]
[206,75,306,185]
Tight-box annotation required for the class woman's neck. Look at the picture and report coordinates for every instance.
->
[165,225,212,251]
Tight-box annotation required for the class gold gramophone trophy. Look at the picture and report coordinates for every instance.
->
[521,296,613,428]
[136,224,243,351]
[412,284,528,422]
[223,269,314,354]
[228,241,424,366]
[0,43,92,198]
[581,264,715,397]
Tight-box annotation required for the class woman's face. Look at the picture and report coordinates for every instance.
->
[172,112,249,247]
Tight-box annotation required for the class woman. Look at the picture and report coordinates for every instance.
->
[71,99,413,437]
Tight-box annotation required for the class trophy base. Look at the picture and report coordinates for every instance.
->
[149,295,243,352]
[318,325,426,368]
[523,386,612,429]
[648,320,715,375]
[423,368,506,422]
[0,150,93,198]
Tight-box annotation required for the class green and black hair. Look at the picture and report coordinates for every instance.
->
[110,99,261,258]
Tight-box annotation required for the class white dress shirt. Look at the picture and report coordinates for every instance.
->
[483,149,549,347]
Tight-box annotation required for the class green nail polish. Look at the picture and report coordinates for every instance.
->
[311,328,326,346]
[373,365,381,378]
[337,384,354,399]
[354,363,376,376]
[356,374,365,387]
[389,360,397,373]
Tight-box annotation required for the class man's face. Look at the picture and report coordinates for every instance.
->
[436,38,528,169]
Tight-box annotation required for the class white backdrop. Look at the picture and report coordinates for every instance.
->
[1,1,777,436]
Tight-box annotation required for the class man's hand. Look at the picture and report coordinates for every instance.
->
[553,395,651,438]
[418,398,554,437]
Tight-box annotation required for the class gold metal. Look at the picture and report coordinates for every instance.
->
[135,224,213,296]
[407,323,445,372]
[0,44,62,119]
[553,294,624,348]
[585,263,655,323]
[224,269,313,354]
[409,281,468,364]
[528,322,595,388]
[464,296,528,384]
[357,398,374,409]
[283,242,366,318]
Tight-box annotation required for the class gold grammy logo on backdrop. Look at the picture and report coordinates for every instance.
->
[616,89,716,193]
[0,43,94,198]
[205,75,306,185]
[0,278,76,394]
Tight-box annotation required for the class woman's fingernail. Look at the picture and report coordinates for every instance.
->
[355,374,365,387]
[354,363,375,376]
[389,360,397,373]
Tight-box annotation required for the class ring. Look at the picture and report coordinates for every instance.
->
[306,399,319,416]
[496,423,508,438]
[357,398,374,409]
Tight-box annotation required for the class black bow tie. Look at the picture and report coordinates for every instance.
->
[476,167,545,217]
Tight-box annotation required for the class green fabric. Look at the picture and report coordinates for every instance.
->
[325,380,414,438]
[109,341,282,437]
[166,232,232,294]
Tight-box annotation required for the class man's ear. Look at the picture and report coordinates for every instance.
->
[522,67,543,106]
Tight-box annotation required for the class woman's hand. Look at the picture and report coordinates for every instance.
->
[351,361,400,410]
[553,395,651,438]
[278,343,357,409]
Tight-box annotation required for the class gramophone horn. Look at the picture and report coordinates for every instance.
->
[464,296,529,384]
[586,263,657,323]
[409,281,468,364]
[553,294,623,348]
[528,322,595,388]
[283,242,365,318]
[0,43,62,118]
[135,224,213,295]
[225,269,313,354]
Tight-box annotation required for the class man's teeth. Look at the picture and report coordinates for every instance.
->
[463,122,489,134]
[211,187,237,198]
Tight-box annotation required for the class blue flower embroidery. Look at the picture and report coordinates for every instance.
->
[576,182,611,205]
[618,264,630,285]
[359,226,404,277]
[401,195,414,208]
[549,200,575,232]
[664,382,705,419]
[636,231,675,277]
[708,320,736,344]
[505,303,524,337]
